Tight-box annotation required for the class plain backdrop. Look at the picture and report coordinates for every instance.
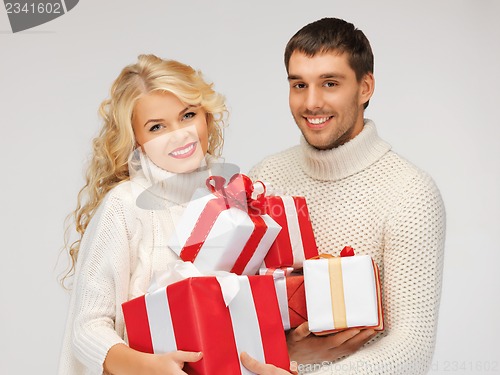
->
[1,0,499,373]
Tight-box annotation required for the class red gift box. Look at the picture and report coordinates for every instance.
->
[122,275,290,375]
[260,267,307,330]
[263,196,318,269]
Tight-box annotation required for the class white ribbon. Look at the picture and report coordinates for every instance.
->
[227,277,266,375]
[259,267,292,330]
[148,260,203,293]
[281,196,306,268]
[214,271,241,307]
[145,286,178,353]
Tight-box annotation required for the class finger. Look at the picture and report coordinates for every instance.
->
[322,328,360,347]
[240,352,267,372]
[347,329,377,344]
[241,353,291,374]
[361,328,376,339]
[288,321,311,342]
[333,329,376,354]
[172,350,203,363]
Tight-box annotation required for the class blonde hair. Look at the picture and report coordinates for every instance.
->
[61,54,227,286]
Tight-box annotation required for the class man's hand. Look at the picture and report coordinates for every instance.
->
[240,352,297,374]
[287,322,376,364]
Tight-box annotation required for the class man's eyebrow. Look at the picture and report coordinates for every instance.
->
[287,73,346,81]
[320,73,346,79]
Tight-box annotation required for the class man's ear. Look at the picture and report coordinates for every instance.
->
[359,72,375,107]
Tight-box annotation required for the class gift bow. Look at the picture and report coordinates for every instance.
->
[340,246,355,257]
[148,260,241,307]
[206,174,267,215]
[313,246,356,260]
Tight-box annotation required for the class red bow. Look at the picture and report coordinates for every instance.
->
[206,174,267,215]
[340,246,355,257]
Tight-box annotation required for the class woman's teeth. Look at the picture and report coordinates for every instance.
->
[170,143,195,156]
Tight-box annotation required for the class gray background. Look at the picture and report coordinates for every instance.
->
[1,0,499,373]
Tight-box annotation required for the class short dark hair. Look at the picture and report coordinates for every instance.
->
[284,18,374,82]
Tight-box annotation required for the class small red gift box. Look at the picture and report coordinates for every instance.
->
[263,196,318,270]
[122,274,290,375]
[260,267,307,330]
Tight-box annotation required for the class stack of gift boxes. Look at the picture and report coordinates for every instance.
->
[122,174,384,374]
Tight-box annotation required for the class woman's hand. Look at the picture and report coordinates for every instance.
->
[240,352,297,375]
[103,344,203,375]
[145,350,203,375]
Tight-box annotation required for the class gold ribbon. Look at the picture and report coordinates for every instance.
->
[328,257,347,329]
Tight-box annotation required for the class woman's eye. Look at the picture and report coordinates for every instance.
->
[149,124,163,132]
[183,112,196,120]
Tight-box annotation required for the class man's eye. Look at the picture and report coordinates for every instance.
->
[324,82,337,88]
[183,112,196,120]
[293,83,306,89]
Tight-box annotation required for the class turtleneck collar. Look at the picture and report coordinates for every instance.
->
[299,119,391,181]
[130,149,217,207]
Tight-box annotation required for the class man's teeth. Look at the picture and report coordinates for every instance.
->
[307,117,331,125]
[171,143,194,156]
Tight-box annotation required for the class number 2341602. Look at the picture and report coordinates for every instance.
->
[6,2,62,14]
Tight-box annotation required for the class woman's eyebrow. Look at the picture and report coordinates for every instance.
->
[143,118,164,127]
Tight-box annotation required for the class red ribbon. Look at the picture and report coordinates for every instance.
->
[205,174,267,214]
[179,174,268,275]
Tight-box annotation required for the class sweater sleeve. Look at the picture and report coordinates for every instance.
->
[70,192,136,374]
[315,173,446,375]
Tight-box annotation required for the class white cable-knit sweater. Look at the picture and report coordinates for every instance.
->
[249,120,446,375]
[58,152,222,374]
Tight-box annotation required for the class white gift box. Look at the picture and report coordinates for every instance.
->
[303,253,383,334]
[168,187,281,275]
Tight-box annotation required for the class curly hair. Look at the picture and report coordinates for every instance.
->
[61,54,227,286]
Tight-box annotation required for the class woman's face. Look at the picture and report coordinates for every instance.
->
[132,91,209,173]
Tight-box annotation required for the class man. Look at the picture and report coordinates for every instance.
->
[244,17,445,374]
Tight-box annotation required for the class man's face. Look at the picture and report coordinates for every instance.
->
[288,51,373,150]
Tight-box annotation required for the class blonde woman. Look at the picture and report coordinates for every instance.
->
[58,54,229,375]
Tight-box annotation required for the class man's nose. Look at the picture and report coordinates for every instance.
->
[305,87,323,111]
